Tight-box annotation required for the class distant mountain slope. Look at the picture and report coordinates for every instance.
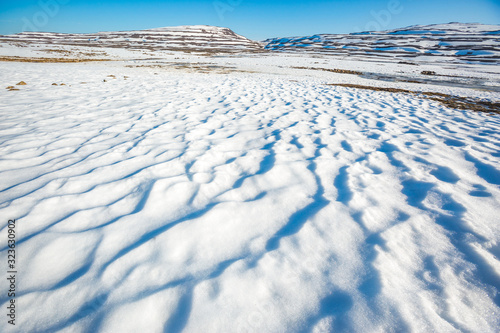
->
[263,23,500,64]
[0,25,264,53]
[2,23,498,62]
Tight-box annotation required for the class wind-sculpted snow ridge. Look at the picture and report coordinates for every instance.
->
[264,23,500,64]
[0,62,500,332]
[0,25,263,54]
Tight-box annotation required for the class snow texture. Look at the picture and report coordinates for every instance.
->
[0,24,500,333]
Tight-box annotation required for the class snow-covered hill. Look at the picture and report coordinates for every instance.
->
[0,25,264,53]
[264,23,500,64]
[2,23,499,63]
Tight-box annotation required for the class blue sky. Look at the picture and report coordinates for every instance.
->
[0,0,499,40]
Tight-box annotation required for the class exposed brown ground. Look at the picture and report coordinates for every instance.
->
[293,66,363,75]
[326,83,500,114]
[0,56,111,63]
[124,63,256,74]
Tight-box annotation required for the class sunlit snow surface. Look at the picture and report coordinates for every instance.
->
[0,61,499,332]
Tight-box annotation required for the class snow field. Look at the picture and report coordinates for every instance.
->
[0,62,499,332]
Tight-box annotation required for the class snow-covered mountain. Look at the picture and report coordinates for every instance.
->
[263,23,500,64]
[2,23,499,62]
[0,25,264,53]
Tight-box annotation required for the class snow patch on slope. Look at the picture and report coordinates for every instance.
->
[264,23,500,65]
